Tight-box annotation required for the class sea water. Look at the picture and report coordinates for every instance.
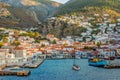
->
[0,59,120,80]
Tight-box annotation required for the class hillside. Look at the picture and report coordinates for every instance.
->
[40,0,120,38]
[0,0,61,20]
[0,0,120,38]
[56,0,120,15]
[0,0,61,28]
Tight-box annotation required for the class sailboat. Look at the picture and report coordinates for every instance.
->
[72,52,80,71]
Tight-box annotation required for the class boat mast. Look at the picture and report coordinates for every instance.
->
[108,33,111,65]
[73,51,75,65]
[73,26,76,65]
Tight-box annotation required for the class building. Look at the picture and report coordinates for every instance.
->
[0,49,9,65]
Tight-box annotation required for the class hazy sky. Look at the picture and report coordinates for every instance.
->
[51,0,69,3]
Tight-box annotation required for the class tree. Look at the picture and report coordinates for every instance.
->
[12,41,21,47]
[83,37,86,42]
[109,40,114,44]
[28,31,35,38]
[96,42,101,48]
[34,32,40,38]
[14,30,20,36]
[63,43,68,46]
[0,36,3,40]
[0,42,3,48]
[41,44,45,47]
[52,39,56,44]
[35,39,41,43]
[3,37,8,43]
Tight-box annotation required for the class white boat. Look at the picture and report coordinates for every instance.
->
[72,53,80,71]
[72,64,80,71]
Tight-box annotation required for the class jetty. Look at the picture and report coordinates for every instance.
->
[104,59,120,69]
[0,70,30,76]
[0,64,30,76]
[0,59,44,76]
[23,59,44,68]
[6,59,44,68]
[104,65,120,69]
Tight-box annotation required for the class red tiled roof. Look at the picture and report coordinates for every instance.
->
[14,47,25,50]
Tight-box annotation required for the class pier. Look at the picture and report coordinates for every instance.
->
[23,59,44,68]
[104,64,120,69]
[6,59,44,68]
[104,59,120,69]
[0,64,30,76]
[0,59,44,76]
[0,70,30,76]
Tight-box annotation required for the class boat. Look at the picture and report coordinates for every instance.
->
[72,53,80,71]
[88,58,107,67]
[72,64,80,71]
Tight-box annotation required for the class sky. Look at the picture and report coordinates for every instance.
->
[51,0,69,4]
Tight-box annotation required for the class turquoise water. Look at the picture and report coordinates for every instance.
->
[0,59,120,80]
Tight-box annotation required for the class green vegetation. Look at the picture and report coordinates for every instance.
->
[20,32,40,38]
[0,36,3,41]
[0,42,3,48]
[56,0,120,15]
[3,37,8,43]
[96,42,101,48]
[83,46,93,50]
[12,40,21,47]
[51,39,57,44]
[74,27,87,36]
[109,40,115,44]
[36,0,55,4]
[83,37,86,42]
[41,44,45,47]
[91,29,101,35]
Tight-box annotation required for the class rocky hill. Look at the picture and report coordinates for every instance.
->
[0,0,61,28]
[42,0,120,38]
[0,0,120,38]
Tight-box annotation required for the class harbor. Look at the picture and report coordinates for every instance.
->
[0,59,120,80]
[1,56,120,77]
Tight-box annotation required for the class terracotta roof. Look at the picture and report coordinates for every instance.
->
[14,47,25,50]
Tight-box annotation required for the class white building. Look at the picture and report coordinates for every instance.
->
[0,49,9,65]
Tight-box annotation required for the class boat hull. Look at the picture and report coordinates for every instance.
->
[88,61,107,67]
[72,65,80,71]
